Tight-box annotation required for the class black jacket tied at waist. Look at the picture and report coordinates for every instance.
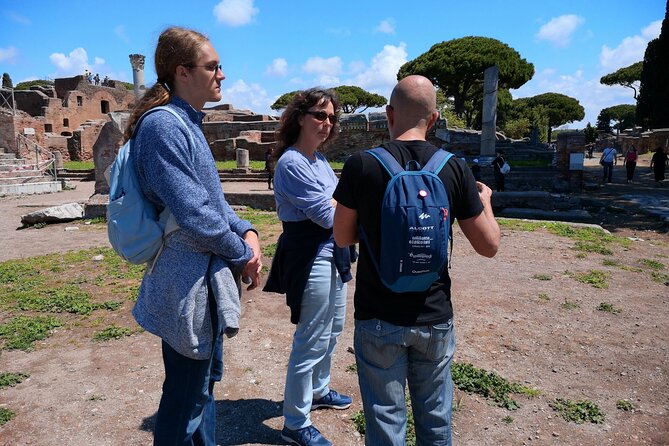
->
[263,219,356,324]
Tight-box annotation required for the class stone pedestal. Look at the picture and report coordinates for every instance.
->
[93,111,129,194]
[235,148,249,173]
[556,131,585,191]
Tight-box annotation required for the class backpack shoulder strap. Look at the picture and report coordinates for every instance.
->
[133,106,196,163]
[423,149,454,175]
[366,147,404,176]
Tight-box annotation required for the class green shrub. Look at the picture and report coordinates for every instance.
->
[451,362,537,410]
[0,315,62,350]
[0,372,30,389]
[550,398,604,424]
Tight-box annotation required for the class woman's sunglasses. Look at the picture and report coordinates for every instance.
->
[305,110,337,124]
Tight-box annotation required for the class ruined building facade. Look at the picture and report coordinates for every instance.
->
[0,76,135,161]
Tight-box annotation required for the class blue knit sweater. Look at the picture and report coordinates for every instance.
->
[131,96,254,359]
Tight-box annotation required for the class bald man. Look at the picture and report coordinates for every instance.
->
[333,75,500,445]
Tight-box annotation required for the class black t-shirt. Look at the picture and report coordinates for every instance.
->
[333,140,483,326]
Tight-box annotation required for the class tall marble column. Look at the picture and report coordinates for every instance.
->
[480,65,499,158]
[129,54,146,99]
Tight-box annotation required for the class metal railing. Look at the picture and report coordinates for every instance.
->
[7,133,58,182]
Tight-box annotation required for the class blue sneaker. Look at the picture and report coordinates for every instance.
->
[312,389,352,410]
[281,425,332,446]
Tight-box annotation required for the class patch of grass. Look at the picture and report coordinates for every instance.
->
[93,324,134,342]
[14,285,95,314]
[550,398,605,424]
[351,410,366,435]
[88,394,106,401]
[572,269,610,289]
[0,259,42,284]
[0,372,30,389]
[616,399,634,411]
[572,241,613,255]
[451,362,538,410]
[532,274,552,281]
[496,219,543,232]
[0,407,15,426]
[596,302,621,314]
[32,222,47,229]
[561,299,580,310]
[261,243,277,258]
[346,363,357,373]
[502,415,514,424]
[0,315,63,350]
[650,271,669,284]
[538,293,550,301]
[639,258,665,270]
[602,259,643,272]
[86,216,107,224]
[575,252,587,259]
[235,209,280,227]
[63,160,94,170]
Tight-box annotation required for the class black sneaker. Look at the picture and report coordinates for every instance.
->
[281,425,332,446]
[312,389,352,410]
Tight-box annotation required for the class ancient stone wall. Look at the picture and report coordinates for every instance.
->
[13,90,49,117]
[202,121,280,143]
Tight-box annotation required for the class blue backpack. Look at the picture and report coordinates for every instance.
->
[360,147,454,293]
[106,106,194,265]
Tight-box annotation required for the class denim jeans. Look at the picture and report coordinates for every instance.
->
[354,318,456,446]
[283,256,347,429]
[602,161,614,182]
[154,288,223,446]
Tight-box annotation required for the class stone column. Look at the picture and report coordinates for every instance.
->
[129,54,146,99]
[234,148,250,173]
[480,65,499,158]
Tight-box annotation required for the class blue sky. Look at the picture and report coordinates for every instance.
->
[0,0,664,128]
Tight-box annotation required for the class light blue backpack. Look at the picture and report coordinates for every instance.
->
[106,106,195,265]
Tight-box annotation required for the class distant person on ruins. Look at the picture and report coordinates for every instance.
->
[94,73,100,85]
[263,88,354,446]
[623,145,638,183]
[124,26,261,445]
[650,146,668,186]
[492,149,506,191]
[265,146,275,190]
[102,75,109,86]
[600,144,617,183]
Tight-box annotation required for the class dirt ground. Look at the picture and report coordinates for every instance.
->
[1,172,668,445]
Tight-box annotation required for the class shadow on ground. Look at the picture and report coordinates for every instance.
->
[140,398,285,445]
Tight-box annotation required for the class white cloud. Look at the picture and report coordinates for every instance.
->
[512,68,635,128]
[114,25,130,43]
[7,11,30,25]
[50,48,89,74]
[349,42,407,95]
[49,47,110,78]
[375,19,396,34]
[536,14,584,47]
[301,56,343,76]
[599,20,661,71]
[265,58,288,77]
[0,46,18,63]
[213,0,258,26]
[220,79,272,114]
[642,20,662,39]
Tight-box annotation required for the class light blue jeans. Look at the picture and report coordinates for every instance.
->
[354,318,456,446]
[283,256,347,429]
